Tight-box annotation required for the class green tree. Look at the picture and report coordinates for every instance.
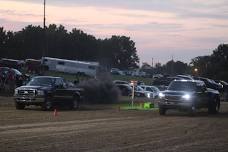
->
[191,44,228,81]
[101,36,139,69]
[164,60,189,75]
[0,24,140,70]
[0,27,7,57]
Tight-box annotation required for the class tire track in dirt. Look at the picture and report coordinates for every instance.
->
[1,101,228,152]
[0,116,191,151]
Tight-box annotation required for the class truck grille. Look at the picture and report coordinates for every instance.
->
[18,90,36,96]
[165,95,181,101]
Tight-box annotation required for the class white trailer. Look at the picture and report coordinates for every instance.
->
[41,57,99,77]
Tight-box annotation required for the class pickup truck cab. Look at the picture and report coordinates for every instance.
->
[158,80,220,115]
[14,76,83,110]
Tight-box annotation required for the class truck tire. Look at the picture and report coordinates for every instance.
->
[189,106,196,116]
[159,106,166,115]
[71,97,79,110]
[41,100,52,111]
[208,97,220,114]
[15,102,25,110]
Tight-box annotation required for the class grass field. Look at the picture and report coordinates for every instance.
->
[44,70,153,85]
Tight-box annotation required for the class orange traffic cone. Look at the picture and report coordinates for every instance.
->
[53,109,58,117]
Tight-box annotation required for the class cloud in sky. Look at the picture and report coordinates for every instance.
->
[0,0,228,64]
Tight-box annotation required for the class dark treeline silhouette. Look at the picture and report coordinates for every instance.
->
[141,44,228,81]
[141,60,190,76]
[0,24,139,69]
[191,44,228,81]
[1,25,227,80]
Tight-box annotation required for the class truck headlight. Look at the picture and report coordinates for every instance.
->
[14,89,19,96]
[182,94,191,100]
[159,92,165,98]
[146,93,151,98]
[37,90,44,96]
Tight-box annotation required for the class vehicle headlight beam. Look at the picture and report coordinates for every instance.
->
[159,92,165,98]
[182,94,191,100]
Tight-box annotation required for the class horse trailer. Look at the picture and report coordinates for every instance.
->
[41,57,99,77]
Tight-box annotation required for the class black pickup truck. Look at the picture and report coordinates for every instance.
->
[14,76,83,110]
[158,80,220,115]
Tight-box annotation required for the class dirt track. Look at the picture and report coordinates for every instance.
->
[1,96,228,152]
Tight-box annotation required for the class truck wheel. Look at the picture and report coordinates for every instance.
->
[15,102,25,110]
[214,98,220,113]
[189,106,196,116]
[41,100,52,111]
[159,107,166,115]
[208,97,220,114]
[71,97,79,110]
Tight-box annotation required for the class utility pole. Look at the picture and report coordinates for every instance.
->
[171,54,174,76]
[44,0,46,29]
[151,58,153,68]
[43,0,46,57]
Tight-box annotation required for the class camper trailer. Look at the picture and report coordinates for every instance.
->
[41,57,99,77]
[0,58,24,70]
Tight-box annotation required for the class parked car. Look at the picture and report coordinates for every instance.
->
[134,86,151,98]
[158,80,220,115]
[129,85,154,99]
[194,77,223,92]
[153,74,163,79]
[115,84,132,96]
[0,67,26,88]
[0,58,24,70]
[176,75,194,80]
[25,59,48,74]
[14,76,83,110]
[115,84,152,99]
[140,85,160,99]
[113,80,129,85]
[215,80,228,91]
[131,70,146,77]
[156,85,168,91]
[215,80,228,101]
[110,68,124,75]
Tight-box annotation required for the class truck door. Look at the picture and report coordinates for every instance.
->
[196,84,209,107]
[53,78,73,103]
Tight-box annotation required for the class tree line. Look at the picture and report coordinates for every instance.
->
[0,24,227,81]
[142,44,228,81]
[0,24,139,70]
[141,44,228,81]
[191,44,228,81]
[141,60,190,76]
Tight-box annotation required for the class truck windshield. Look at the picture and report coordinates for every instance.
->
[27,77,56,87]
[168,81,196,92]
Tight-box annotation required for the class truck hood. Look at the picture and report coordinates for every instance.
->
[161,90,194,96]
[16,85,52,91]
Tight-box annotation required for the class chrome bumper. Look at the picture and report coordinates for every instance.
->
[158,100,193,109]
[14,96,45,104]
